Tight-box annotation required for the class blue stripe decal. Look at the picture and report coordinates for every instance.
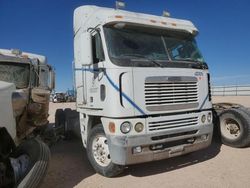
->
[75,68,146,116]
[75,68,100,73]
[104,73,146,115]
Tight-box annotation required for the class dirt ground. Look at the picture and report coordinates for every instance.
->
[40,97,250,188]
[212,96,250,107]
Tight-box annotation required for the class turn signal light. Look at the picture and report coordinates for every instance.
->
[115,15,123,19]
[109,122,116,133]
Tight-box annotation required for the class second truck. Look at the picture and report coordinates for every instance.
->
[0,49,55,187]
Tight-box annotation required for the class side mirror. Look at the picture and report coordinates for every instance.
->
[49,69,55,90]
[75,32,93,66]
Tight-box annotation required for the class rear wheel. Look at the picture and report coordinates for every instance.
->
[64,108,74,139]
[54,109,65,137]
[55,109,65,128]
[87,124,124,177]
[219,108,250,148]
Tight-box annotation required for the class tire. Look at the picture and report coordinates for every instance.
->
[239,106,250,115]
[87,124,124,177]
[218,108,250,148]
[64,108,74,140]
[12,138,50,188]
[55,109,65,128]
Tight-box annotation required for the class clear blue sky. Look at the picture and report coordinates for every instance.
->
[1,0,250,90]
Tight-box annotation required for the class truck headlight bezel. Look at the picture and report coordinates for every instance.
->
[201,114,206,123]
[134,122,144,133]
[120,121,132,134]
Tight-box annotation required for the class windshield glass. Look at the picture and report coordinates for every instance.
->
[104,25,205,67]
[0,62,30,89]
[104,27,169,61]
[164,37,204,62]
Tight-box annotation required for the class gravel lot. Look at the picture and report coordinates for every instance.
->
[40,97,250,188]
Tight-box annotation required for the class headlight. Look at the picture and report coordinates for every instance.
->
[201,115,206,123]
[135,122,144,133]
[207,112,212,123]
[120,122,132,134]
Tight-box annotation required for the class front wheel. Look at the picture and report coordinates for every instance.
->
[87,124,124,177]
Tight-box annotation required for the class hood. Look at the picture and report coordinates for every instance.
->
[0,81,17,139]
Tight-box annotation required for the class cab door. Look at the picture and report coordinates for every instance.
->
[74,30,94,106]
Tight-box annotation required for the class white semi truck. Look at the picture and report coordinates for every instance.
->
[0,49,55,187]
[60,4,250,177]
[71,5,213,177]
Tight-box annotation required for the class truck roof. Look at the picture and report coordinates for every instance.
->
[0,49,47,64]
[74,5,198,35]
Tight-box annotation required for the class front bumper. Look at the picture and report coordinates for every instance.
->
[103,112,213,165]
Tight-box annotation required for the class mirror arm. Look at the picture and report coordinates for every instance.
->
[87,24,101,33]
[82,64,92,67]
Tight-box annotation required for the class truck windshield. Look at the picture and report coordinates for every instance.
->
[104,26,205,67]
[0,62,30,89]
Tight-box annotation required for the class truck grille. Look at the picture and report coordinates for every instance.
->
[145,76,199,111]
[148,116,198,132]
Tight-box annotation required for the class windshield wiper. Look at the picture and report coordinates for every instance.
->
[147,59,164,68]
[120,54,164,68]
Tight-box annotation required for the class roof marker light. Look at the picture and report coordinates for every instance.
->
[115,15,123,19]
[150,19,157,23]
[116,1,126,9]
[161,21,167,25]
[171,23,177,26]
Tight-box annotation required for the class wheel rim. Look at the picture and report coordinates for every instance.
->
[221,118,241,140]
[92,135,111,167]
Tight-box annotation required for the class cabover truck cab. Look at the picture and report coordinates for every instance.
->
[73,5,213,177]
[0,49,55,187]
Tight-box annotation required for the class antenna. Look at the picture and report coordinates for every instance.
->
[162,10,170,17]
[116,1,126,9]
